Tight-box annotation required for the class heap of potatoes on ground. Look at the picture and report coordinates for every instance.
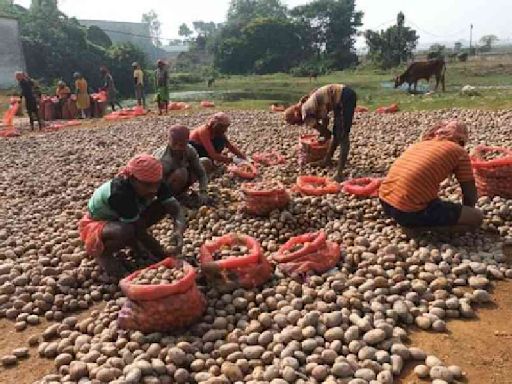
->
[0,109,511,384]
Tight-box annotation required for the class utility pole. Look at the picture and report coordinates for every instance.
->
[469,23,474,55]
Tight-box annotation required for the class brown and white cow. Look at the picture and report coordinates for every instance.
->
[395,59,446,92]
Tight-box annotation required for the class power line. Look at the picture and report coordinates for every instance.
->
[405,18,468,39]
[94,27,182,43]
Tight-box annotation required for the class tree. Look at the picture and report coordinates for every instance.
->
[14,1,147,96]
[227,0,288,25]
[427,44,445,60]
[178,23,193,40]
[213,17,305,74]
[142,10,162,47]
[291,0,363,70]
[364,12,418,69]
[106,43,147,96]
[192,21,217,37]
[480,34,498,50]
[86,26,112,49]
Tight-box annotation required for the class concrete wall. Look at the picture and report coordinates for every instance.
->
[0,17,26,89]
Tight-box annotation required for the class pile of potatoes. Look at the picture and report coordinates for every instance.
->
[131,265,185,286]
[0,109,511,382]
[212,243,250,261]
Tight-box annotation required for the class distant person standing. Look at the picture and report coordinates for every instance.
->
[74,72,90,119]
[56,80,71,119]
[155,60,169,115]
[15,71,43,130]
[132,62,145,107]
[100,65,122,111]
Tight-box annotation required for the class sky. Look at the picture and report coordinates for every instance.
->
[14,0,512,49]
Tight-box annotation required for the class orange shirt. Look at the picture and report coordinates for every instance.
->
[190,125,227,162]
[56,86,71,99]
[379,140,474,212]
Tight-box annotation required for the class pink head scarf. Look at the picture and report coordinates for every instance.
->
[422,120,469,144]
[208,112,231,129]
[118,154,163,183]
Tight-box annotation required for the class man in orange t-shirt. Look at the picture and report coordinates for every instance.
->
[379,120,483,234]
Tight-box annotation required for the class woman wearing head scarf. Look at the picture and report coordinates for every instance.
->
[189,112,246,165]
[74,72,90,118]
[284,84,357,182]
[379,120,483,235]
[79,154,186,278]
[100,65,122,111]
[155,60,169,115]
[154,124,211,207]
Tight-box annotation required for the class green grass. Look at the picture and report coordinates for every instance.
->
[171,57,512,111]
[4,56,512,116]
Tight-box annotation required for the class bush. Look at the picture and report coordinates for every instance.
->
[289,61,330,77]
[169,73,204,87]
[458,52,468,62]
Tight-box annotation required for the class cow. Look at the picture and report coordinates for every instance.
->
[394,59,446,92]
[207,78,215,88]
[309,71,318,82]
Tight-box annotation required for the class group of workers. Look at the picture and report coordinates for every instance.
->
[78,82,484,279]
[79,112,247,277]
[14,60,174,130]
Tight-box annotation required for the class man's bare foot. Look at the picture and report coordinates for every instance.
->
[311,159,333,168]
[96,255,129,279]
[333,172,344,183]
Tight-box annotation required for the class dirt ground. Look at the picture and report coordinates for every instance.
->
[398,281,512,384]
[0,303,105,384]
[0,283,510,384]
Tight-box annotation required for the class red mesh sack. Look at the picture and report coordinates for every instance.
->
[39,97,56,121]
[201,100,215,108]
[470,145,512,198]
[2,99,20,126]
[376,103,399,114]
[169,102,190,110]
[298,134,331,164]
[273,232,341,277]
[241,181,290,216]
[342,177,383,197]
[0,128,20,138]
[252,152,286,166]
[296,175,341,195]
[270,104,285,112]
[62,99,78,120]
[200,234,272,289]
[118,258,206,332]
[228,162,259,179]
[355,106,369,113]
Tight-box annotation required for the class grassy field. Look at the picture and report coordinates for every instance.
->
[3,55,512,116]
[172,55,512,111]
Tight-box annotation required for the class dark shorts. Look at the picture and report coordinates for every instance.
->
[190,137,226,159]
[380,199,462,228]
[25,97,38,113]
[135,84,144,100]
[333,86,357,140]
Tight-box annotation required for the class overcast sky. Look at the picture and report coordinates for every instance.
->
[14,0,511,48]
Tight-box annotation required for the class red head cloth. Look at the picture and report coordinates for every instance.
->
[168,124,190,143]
[208,112,231,129]
[284,103,303,125]
[422,120,469,144]
[118,154,163,183]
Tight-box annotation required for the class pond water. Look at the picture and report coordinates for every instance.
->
[380,81,431,93]
[169,89,300,103]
